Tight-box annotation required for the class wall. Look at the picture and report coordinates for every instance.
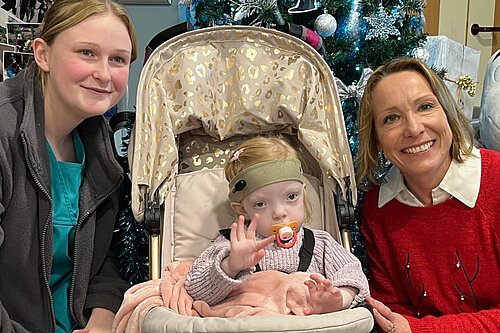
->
[425,0,499,108]
[118,0,180,112]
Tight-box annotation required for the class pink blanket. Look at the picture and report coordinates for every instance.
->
[112,261,314,333]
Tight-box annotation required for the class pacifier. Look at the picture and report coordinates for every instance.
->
[269,221,299,248]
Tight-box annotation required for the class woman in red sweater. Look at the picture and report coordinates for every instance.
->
[357,57,500,333]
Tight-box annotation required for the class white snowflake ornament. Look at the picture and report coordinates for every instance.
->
[364,2,402,40]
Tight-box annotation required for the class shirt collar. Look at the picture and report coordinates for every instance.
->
[378,165,406,208]
[378,147,481,208]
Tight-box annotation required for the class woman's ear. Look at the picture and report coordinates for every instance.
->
[230,202,246,216]
[32,37,50,72]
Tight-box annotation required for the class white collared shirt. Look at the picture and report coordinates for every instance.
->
[378,147,481,208]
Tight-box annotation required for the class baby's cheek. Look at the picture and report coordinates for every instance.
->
[256,221,273,237]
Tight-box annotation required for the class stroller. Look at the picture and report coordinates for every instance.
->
[127,25,373,333]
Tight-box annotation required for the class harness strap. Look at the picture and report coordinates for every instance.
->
[297,227,315,272]
[219,227,315,272]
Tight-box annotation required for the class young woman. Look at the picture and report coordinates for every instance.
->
[0,0,137,332]
[357,58,500,332]
[185,137,369,315]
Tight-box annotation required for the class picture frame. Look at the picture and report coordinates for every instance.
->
[0,42,15,81]
[3,51,34,81]
[0,2,51,23]
[6,22,40,53]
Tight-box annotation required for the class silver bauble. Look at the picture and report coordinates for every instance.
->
[314,13,337,38]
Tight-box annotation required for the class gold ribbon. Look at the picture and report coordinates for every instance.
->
[444,75,477,108]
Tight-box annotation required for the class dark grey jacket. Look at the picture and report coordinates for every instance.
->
[0,65,129,332]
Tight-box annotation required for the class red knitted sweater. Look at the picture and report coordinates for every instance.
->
[361,148,500,333]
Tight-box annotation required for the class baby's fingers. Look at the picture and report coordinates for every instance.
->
[304,279,318,291]
[251,249,266,265]
[319,279,333,291]
[229,222,238,243]
[303,306,313,316]
[256,235,274,250]
[247,214,259,239]
[235,215,246,241]
[309,274,327,284]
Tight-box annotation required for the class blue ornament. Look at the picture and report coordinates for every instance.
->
[335,0,365,42]
[409,15,425,32]
[314,12,337,38]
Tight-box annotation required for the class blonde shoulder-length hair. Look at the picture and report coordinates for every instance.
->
[356,57,474,190]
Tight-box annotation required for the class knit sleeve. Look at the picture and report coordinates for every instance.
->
[313,230,370,308]
[184,234,253,306]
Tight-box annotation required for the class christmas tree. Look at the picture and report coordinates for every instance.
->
[110,112,149,285]
[179,0,428,267]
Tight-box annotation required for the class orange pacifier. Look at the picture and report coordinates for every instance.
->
[269,221,299,248]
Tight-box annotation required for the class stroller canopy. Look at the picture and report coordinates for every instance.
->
[130,25,356,221]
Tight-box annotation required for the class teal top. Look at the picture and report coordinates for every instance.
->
[47,131,85,333]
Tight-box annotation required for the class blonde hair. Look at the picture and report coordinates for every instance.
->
[37,0,138,86]
[224,136,311,223]
[357,57,474,189]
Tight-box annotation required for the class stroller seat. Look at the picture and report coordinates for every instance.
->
[128,25,373,333]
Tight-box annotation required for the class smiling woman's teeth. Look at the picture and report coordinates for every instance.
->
[403,141,433,154]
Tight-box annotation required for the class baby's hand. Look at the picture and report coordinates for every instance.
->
[222,214,274,277]
[303,274,343,315]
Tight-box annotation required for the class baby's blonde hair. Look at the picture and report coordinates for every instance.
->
[224,137,298,182]
[224,136,311,223]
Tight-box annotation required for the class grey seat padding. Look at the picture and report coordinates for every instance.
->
[142,306,374,333]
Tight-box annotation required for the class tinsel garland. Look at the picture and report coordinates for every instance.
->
[114,179,149,285]
[111,113,149,285]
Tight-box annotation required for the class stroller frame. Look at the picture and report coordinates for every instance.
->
[126,24,373,333]
[130,25,358,280]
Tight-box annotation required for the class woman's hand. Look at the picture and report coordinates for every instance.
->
[221,214,274,278]
[366,296,411,333]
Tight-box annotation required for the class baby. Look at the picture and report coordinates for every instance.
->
[185,137,369,314]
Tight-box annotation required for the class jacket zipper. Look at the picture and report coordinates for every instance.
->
[21,134,56,332]
[68,184,120,326]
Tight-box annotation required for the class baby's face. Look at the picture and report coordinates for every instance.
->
[235,180,305,237]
